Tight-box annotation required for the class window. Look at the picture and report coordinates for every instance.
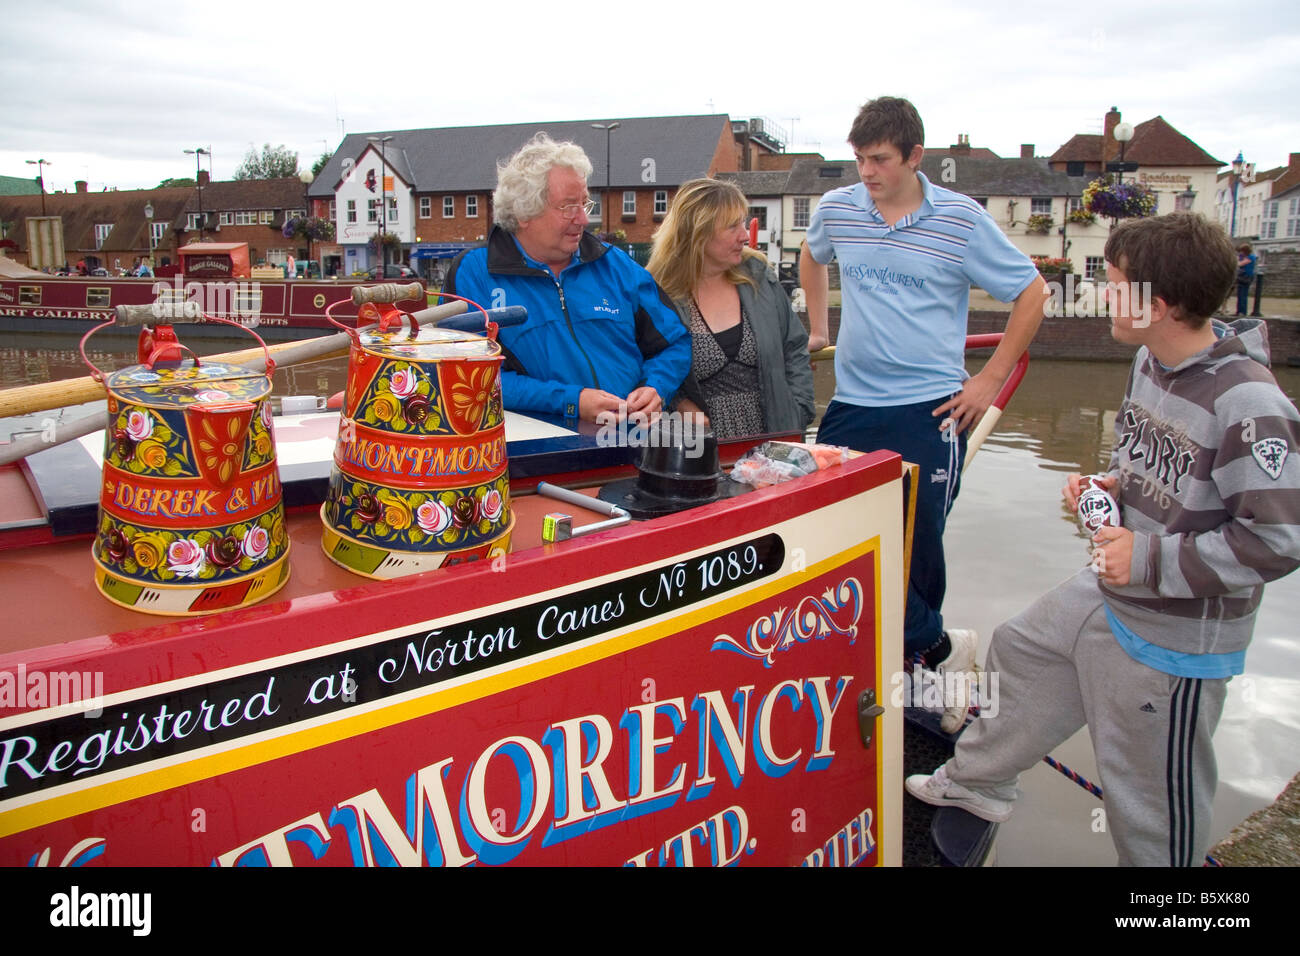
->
[1291,197,1300,216]
[1068,197,1082,213]
[259,210,273,224]
[219,212,233,226]
[368,199,381,223]
[94,224,112,249]
[232,286,263,316]
[18,286,40,306]
[1085,256,1105,279]
[235,211,258,226]
[329,200,336,221]
[466,195,478,218]
[87,287,111,308]
[443,196,454,218]
[346,200,357,223]
[748,206,767,230]
[1031,197,1052,216]
[187,214,202,231]
[265,248,288,266]
[1264,221,1277,239]
[973,197,989,208]
[654,190,668,216]
[793,197,810,229]
[1265,200,1278,219]
[1066,161,1085,177]
[622,191,636,216]
[287,208,305,220]
[420,197,431,218]
[150,223,167,245]
[387,198,398,223]
[590,194,602,220]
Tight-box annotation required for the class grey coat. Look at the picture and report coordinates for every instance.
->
[674,254,816,435]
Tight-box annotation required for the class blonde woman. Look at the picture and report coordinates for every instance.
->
[648,179,815,440]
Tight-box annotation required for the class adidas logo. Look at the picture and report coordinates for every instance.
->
[1140,702,1157,714]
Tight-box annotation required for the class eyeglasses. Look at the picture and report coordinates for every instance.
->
[555,200,597,220]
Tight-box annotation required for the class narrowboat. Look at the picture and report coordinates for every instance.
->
[0,291,951,866]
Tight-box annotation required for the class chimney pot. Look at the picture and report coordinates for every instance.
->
[75,180,88,193]
[1103,107,1123,166]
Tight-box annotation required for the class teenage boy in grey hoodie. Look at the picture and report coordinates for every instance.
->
[906,212,1300,866]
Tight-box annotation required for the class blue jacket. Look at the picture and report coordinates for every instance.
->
[445,227,691,418]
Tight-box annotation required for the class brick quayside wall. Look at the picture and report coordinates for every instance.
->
[817,309,1300,367]
[1259,250,1300,297]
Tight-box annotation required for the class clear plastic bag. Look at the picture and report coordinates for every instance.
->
[729,441,850,488]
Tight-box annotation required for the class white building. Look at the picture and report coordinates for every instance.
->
[1217,153,1300,241]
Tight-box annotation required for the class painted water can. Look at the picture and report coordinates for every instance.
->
[84,307,290,615]
[321,290,512,579]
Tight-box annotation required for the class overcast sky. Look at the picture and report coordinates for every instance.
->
[3,0,1298,194]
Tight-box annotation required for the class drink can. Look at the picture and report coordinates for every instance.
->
[1077,474,1120,533]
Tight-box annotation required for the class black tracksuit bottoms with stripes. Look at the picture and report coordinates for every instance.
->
[945,568,1227,866]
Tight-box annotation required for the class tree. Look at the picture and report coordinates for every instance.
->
[311,151,333,178]
[155,177,196,188]
[234,144,299,180]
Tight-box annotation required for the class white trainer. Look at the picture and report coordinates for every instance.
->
[937,628,978,733]
[904,764,1013,823]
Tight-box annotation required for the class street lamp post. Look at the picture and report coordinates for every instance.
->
[298,169,314,272]
[183,147,211,239]
[368,135,393,273]
[590,122,620,232]
[1230,151,1245,239]
[25,159,50,216]
[144,202,155,267]
[1111,122,1134,186]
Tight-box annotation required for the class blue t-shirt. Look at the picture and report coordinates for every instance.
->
[1105,605,1244,678]
[807,173,1038,407]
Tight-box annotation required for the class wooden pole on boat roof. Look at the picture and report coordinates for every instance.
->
[0,301,468,420]
[0,301,471,465]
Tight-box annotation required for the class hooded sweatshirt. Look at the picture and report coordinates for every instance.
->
[1101,318,1300,659]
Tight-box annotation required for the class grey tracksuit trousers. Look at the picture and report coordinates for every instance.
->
[945,569,1228,866]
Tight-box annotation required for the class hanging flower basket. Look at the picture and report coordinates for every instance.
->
[367,231,403,252]
[1026,214,1054,235]
[1082,177,1157,220]
[282,216,336,241]
[1067,208,1098,226]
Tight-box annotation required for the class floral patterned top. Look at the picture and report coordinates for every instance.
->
[687,298,764,440]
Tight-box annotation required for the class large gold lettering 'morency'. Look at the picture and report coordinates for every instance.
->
[336,428,507,487]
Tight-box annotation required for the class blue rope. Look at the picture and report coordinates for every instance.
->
[1042,754,1104,798]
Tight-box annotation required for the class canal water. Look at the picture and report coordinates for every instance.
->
[3,334,1298,866]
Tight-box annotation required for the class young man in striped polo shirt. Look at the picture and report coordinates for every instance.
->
[908,212,1300,865]
[801,97,1047,732]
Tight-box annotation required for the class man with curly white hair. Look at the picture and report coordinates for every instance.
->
[447,132,691,422]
